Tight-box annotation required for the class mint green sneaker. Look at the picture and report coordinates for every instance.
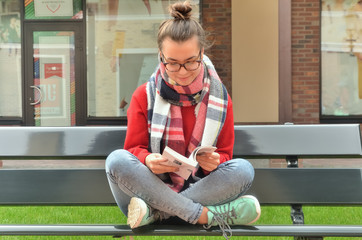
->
[127,197,158,228]
[205,195,261,239]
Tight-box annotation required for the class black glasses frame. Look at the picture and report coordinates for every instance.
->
[160,50,202,72]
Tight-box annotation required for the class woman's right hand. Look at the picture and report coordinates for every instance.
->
[145,153,179,174]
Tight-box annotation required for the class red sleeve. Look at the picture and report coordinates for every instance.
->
[123,83,150,164]
[216,94,235,164]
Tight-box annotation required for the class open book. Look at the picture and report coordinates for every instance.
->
[162,146,217,179]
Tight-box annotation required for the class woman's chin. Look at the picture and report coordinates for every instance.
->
[174,78,193,86]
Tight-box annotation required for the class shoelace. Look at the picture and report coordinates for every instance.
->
[150,207,164,222]
[203,203,235,240]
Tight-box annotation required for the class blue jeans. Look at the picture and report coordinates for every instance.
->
[105,149,254,224]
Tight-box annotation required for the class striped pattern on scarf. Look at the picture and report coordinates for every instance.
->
[147,55,228,192]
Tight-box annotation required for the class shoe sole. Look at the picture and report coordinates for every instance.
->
[127,197,147,228]
[241,195,261,224]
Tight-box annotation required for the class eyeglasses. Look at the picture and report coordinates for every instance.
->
[160,50,202,72]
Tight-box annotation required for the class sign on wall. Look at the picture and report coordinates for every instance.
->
[34,0,73,17]
[41,63,64,116]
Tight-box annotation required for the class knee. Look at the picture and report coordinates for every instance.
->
[233,158,255,181]
[105,149,133,173]
[221,158,255,187]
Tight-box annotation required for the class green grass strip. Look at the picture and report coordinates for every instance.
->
[0,206,360,240]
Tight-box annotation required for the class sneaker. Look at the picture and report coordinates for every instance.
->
[205,195,261,239]
[127,197,157,228]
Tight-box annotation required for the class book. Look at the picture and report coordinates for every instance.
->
[162,145,217,179]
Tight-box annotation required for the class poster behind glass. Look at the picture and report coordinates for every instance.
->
[0,0,21,117]
[321,0,362,117]
[24,0,83,19]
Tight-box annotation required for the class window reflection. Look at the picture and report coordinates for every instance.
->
[321,0,362,117]
[0,0,21,117]
[86,0,199,118]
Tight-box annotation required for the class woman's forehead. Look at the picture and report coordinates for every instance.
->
[161,37,201,60]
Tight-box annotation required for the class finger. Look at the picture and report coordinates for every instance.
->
[199,162,216,172]
[198,158,219,171]
[196,154,211,162]
[197,158,213,166]
[166,166,180,172]
[155,158,169,163]
[197,152,212,157]
[152,155,169,163]
[198,155,218,164]
[210,152,220,159]
[153,165,179,174]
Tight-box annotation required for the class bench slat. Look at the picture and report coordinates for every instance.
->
[1,168,361,205]
[0,124,361,158]
[234,124,362,157]
[0,127,126,158]
[0,169,114,204]
[1,224,362,237]
[249,168,362,204]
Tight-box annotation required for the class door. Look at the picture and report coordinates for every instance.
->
[24,23,84,126]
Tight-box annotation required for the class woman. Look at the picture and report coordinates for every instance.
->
[105,1,260,238]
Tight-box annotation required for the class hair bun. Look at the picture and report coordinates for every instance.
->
[169,1,193,20]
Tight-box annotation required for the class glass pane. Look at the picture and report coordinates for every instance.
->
[0,0,21,117]
[86,0,200,117]
[25,0,83,20]
[321,0,362,116]
[33,31,76,126]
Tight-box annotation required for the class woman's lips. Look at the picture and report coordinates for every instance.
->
[177,76,191,82]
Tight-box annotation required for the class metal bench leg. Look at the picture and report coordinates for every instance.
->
[287,157,323,240]
[291,204,304,225]
[295,238,324,240]
[291,204,323,240]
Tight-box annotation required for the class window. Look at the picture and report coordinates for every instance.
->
[86,0,200,120]
[321,0,362,121]
[0,0,21,118]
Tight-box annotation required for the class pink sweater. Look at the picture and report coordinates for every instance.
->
[124,83,235,169]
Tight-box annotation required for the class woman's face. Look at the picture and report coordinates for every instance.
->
[160,36,203,86]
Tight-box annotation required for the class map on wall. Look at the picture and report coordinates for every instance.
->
[321,0,362,116]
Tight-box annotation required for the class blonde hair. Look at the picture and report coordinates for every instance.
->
[157,1,210,51]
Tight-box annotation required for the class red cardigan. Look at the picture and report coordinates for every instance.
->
[124,83,235,168]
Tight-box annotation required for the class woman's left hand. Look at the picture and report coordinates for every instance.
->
[196,152,220,172]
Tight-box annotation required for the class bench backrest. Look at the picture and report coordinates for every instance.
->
[0,124,361,205]
[233,124,362,157]
[0,124,361,158]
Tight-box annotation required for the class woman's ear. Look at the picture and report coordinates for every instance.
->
[159,51,162,62]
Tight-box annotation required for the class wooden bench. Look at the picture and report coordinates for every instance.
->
[0,124,362,239]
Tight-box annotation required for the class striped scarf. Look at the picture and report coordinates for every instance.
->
[147,55,228,192]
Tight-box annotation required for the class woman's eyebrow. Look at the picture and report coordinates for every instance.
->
[166,55,198,62]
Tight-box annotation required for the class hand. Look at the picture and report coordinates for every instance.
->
[145,153,179,174]
[196,152,220,172]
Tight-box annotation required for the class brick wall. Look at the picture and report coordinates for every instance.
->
[291,0,321,123]
[202,0,232,94]
[203,0,321,123]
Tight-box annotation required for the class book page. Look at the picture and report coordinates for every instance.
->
[162,146,198,179]
[162,146,217,180]
[189,146,217,161]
